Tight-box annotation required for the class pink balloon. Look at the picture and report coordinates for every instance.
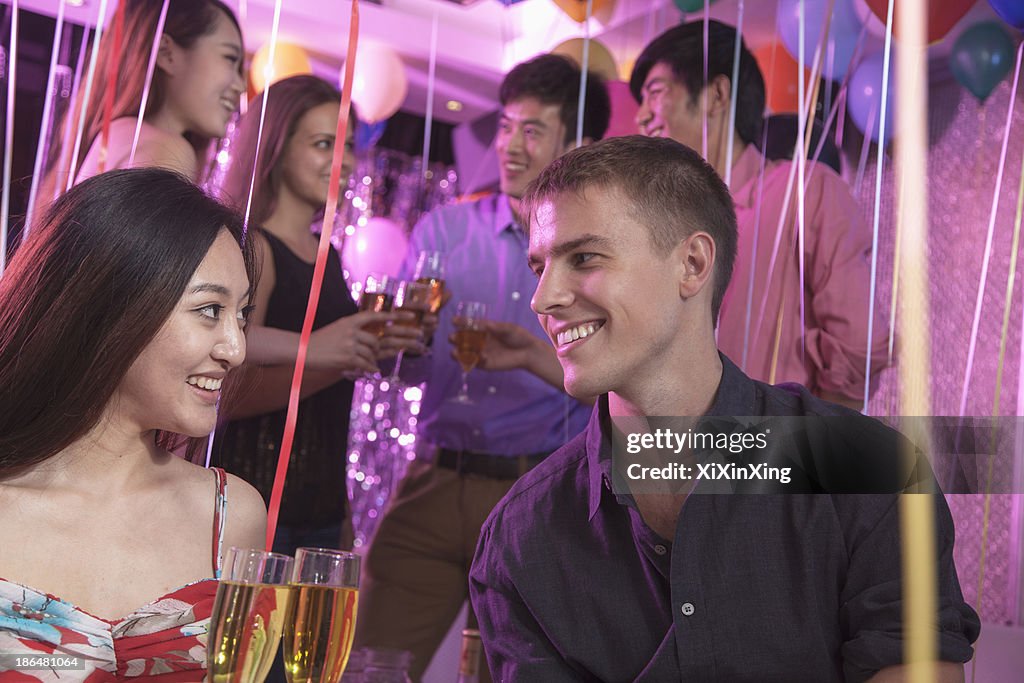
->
[605,80,641,138]
[342,217,409,285]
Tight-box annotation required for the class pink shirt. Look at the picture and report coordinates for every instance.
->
[717,144,890,401]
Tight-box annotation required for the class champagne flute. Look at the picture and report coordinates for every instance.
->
[358,274,395,338]
[449,301,488,405]
[208,548,295,683]
[413,251,445,315]
[282,548,361,683]
[386,280,431,385]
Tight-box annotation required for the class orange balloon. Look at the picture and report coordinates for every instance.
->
[551,0,615,23]
[551,38,619,82]
[753,43,812,115]
[249,42,312,94]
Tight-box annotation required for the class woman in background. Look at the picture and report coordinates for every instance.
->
[39,0,244,203]
[0,168,266,678]
[215,74,417,555]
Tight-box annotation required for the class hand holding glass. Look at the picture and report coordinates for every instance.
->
[358,274,394,337]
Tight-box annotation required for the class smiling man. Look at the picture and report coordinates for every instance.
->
[469,136,978,682]
[632,20,889,410]
[355,54,610,683]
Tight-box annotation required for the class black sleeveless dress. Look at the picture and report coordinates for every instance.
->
[214,230,358,529]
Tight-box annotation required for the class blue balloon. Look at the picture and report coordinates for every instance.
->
[989,0,1024,30]
[355,119,387,152]
[951,22,1016,102]
[777,0,863,81]
[847,52,896,144]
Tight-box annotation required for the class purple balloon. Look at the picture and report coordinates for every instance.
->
[777,0,863,81]
[847,52,896,144]
[989,0,1024,30]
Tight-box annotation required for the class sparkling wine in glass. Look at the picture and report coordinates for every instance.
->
[358,274,394,337]
[282,548,361,683]
[208,548,295,683]
[450,301,488,405]
[413,251,446,314]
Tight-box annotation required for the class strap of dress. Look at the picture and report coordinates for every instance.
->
[210,467,228,578]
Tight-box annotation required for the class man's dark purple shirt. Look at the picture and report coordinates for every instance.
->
[469,356,979,682]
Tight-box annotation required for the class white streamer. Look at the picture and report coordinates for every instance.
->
[24,0,67,235]
[0,0,18,276]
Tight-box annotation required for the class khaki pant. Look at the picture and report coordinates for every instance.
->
[355,459,513,683]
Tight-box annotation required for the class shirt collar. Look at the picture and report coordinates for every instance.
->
[727,144,768,209]
[585,353,756,519]
[494,193,521,236]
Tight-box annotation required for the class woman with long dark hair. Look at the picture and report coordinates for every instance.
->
[39,0,244,205]
[213,74,417,555]
[0,168,266,678]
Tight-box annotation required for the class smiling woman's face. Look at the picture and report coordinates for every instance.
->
[278,102,355,209]
[112,230,251,438]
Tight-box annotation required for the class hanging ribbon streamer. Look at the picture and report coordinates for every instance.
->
[240,0,284,242]
[755,13,828,381]
[722,0,744,188]
[421,10,439,182]
[266,0,361,551]
[957,42,1024,418]
[129,0,170,166]
[701,1,709,159]
[50,26,89,208]
[576,0,593,148]
[66,0,110,192]
[862,0,896,412]
[0,0,18,277]
[206,0,285,471]
[96,0,126,174]
[972,144,1024,683]
[24,0,67,234]
[893,0,936,678]
[795,0,807,365]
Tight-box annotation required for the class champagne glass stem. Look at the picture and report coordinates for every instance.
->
[389,349,406,383]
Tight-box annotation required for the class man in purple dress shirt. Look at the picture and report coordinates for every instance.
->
[354,54,610,682]
[632,20,890,409]
[469,136,977,681]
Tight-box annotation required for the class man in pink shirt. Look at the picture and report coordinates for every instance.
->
[631,20,889,407]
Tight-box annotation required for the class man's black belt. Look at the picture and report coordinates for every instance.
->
[435,448,548,479]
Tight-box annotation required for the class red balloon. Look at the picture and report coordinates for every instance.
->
[862,0,975,43]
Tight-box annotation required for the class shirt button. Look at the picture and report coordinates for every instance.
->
[681,602,695,616]
[473,429,481,436]
[511,291,521,301]
[488,386,497,394]
[654,544,667,555]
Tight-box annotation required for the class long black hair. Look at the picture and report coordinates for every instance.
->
[0,168,257,476]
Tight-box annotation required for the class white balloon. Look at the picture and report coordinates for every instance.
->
[342,216,409,286]
[347,42,408,123]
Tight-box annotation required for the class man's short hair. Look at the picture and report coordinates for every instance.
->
[500,54,612,145]
[522,135,737,323]
[630,19,766,147]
